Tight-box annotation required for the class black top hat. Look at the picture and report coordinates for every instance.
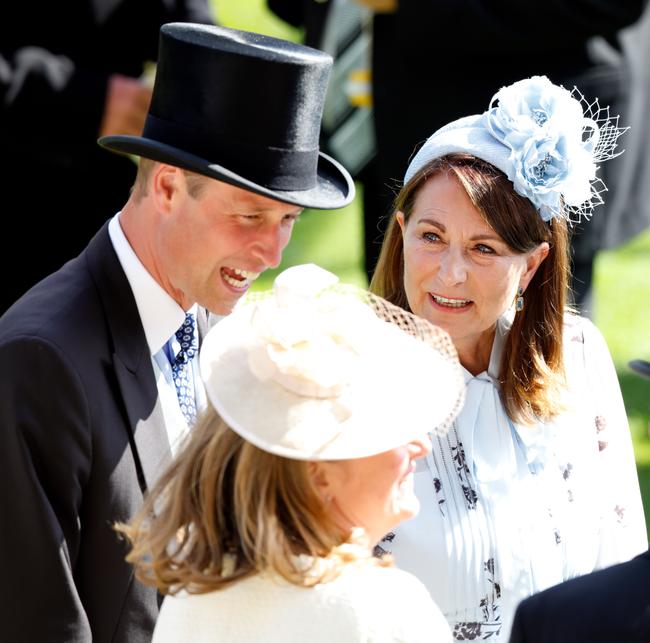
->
[99,23,354,210]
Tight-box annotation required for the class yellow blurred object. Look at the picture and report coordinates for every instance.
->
[346,69,373,107]
[352,0,397,13]
[318,0,377,176]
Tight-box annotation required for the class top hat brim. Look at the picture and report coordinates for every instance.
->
[98,135,355,210]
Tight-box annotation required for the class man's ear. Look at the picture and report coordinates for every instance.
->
[150,164,184,213]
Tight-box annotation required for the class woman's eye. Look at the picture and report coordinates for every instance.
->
[422,232,440,243]
[475,244,495,254]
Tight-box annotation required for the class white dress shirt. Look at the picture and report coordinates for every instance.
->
[108,214,206,454]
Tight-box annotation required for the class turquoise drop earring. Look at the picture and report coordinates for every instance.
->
[515,287,524,312]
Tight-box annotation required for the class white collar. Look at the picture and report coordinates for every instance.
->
[108,213,192,355]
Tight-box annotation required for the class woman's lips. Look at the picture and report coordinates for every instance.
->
[429,292,473,312]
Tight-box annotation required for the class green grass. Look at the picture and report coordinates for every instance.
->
[214,0,650,539]
[212,0,301,40]
[253,196,367,290]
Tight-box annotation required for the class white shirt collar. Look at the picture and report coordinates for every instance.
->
[108,213,191,355]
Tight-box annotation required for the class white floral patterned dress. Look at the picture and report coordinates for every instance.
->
[382,314,647,642]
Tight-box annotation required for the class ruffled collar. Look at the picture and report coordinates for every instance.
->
[454,314,554,480]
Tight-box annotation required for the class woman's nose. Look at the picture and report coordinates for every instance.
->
[437,246,467,286]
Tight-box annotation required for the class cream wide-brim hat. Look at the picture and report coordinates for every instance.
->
[200,264,465,461]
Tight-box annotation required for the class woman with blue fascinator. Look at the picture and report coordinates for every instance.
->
[371,76,648,642]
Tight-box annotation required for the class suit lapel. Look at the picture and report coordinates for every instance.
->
[86,225,171,493]
[113,357,170,492]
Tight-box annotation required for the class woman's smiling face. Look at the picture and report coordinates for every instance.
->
[397,171,547,371]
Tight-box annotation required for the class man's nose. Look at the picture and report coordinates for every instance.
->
[250,224,288,269]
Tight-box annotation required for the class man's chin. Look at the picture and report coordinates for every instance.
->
[205,295,241,317]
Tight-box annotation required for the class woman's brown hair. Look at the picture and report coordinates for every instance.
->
[116,410,388,595]
[370,154,570,425]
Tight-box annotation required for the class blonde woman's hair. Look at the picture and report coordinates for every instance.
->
[116,410,389,595]
[371,154,570,425]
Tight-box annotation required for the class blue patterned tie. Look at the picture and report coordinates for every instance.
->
[171,313,198,426]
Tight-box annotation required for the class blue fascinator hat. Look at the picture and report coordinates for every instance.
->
[404,76,626,223]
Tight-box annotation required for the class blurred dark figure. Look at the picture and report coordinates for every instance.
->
[268,0,384,284]
[0,1,214,313]
[573,6,650,313]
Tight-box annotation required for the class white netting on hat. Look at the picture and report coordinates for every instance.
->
[362,288,466,436]
[484,76,628,225]
[561,87,629,225]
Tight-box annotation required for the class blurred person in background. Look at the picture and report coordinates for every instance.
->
[0,0,214,313]
[580,4,650,314]
[267,0,382,283]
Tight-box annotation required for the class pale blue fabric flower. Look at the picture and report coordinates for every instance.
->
[403,75,625,224]
[486,76,597,221]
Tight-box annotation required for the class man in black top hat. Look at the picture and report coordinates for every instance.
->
[0,23,353,643]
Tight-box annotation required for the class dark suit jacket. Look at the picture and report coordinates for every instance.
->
[509,550,650,643]
[0,0,213,312]
[0,224,185,642]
